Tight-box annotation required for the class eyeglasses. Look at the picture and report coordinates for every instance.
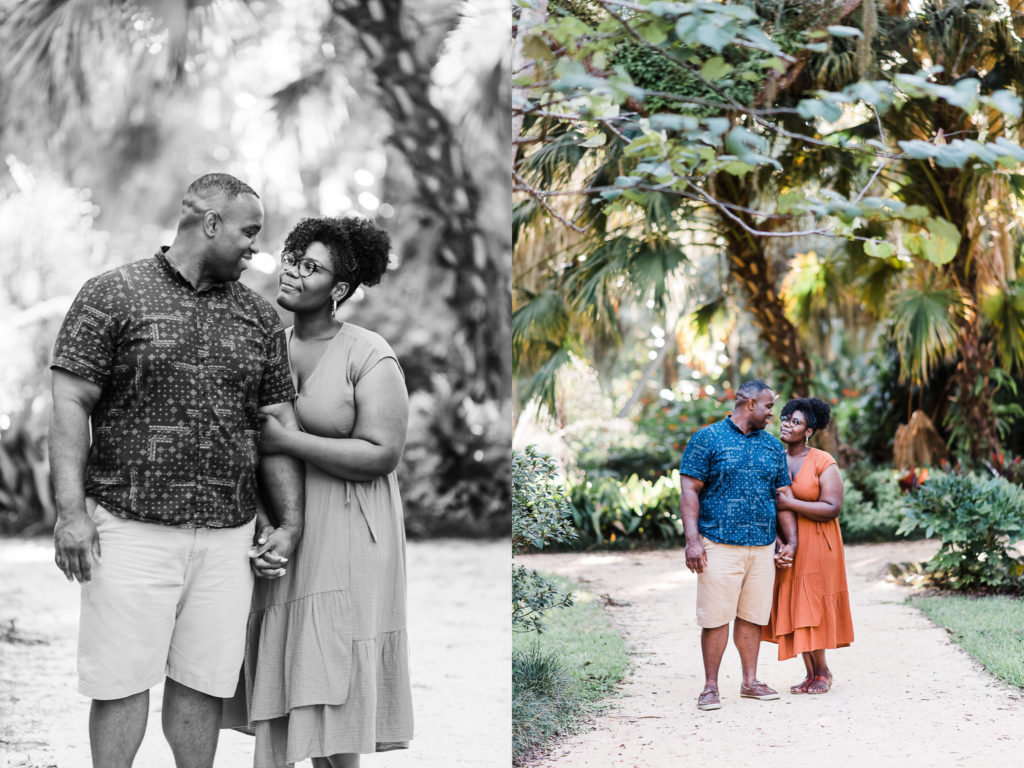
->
[281,252,337,278]
[779,416,805,426]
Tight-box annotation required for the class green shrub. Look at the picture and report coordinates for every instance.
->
[568,471,683,548]
[512,446,576,632]
[839,468,917,543]
[899,471,1024,593]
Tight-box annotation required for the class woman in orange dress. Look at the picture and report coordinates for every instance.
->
[763,397,853,694]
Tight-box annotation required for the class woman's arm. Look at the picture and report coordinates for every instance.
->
[260,357,409,482]
[777,464,844,521]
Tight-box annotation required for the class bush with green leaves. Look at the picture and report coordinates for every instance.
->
[899,471,1024,593]
[512,445,576,632]
[568,471,683,548]
[840,467,918,543]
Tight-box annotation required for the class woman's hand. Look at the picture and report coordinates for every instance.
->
[259,411,292,455]
[776,485,795,511]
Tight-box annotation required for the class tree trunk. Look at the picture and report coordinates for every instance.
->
[949,316,1000,462]
[331,0,510,401]
[710,173,814,393]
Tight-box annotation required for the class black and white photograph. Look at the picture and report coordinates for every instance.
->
[0,1,510,767]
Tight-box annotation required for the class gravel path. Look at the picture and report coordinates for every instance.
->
[518,540,1024,767]
[0,537,510,768]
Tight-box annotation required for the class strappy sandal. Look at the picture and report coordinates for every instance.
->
[806,674,832,694]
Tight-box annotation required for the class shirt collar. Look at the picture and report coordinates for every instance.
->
[725,415,761,437]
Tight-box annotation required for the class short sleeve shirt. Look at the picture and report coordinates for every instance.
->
[51,249,296,528]
[679,417,790,546]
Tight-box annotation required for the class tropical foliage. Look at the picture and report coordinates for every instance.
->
[513,0,1024,471]
[513,445,576,631]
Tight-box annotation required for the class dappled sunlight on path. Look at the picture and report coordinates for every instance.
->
[519,540,1024,767]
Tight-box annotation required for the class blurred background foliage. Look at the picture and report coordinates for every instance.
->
[0,0,510,538]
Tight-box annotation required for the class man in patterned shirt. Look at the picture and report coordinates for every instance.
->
[678,379,797,712]
[48,173,303,768]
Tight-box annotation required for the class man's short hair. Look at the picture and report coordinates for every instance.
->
[180,174,258,227]
[184,173,258,203]
[736,380,773,402]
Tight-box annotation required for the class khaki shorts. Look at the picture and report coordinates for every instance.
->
[695,535,775,628]
[78,500,255,700]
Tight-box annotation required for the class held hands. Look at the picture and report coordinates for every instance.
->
[249,525,297,580]
[53,513,100,583]
[775,536,797,569]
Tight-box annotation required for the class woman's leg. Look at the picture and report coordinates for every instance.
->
[790,651,815,693]
[807,649,833,693]
[311,755,359,768]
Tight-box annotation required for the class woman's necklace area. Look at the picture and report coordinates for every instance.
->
[787,445,810,480]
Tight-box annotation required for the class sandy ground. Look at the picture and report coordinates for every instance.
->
[518,540,1024,767]
[0,537,511,768]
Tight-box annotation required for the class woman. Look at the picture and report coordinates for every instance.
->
[762,397,853,694]
[234,216,413,767]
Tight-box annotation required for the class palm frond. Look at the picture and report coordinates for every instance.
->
[517,345,574,413]
[980,280,1024,372]
[889,286,965,385]
[512,288,569,370]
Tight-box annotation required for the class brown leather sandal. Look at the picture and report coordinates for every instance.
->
[697,688,722,710]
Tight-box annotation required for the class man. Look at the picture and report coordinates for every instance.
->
[678,379,796,711]
[49,173,303,768]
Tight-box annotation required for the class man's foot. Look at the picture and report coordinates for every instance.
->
[807,674,832,694]
[739,681,780,700]
[697,688,722,711]
[790,676,813,694]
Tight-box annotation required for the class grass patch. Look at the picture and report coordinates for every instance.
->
[913,594,1024,689]
[512,574,630,764]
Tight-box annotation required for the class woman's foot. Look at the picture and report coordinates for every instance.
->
[790,676,813,694]
[807,674,833,694]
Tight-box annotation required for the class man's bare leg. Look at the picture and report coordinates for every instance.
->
[163,678,221,768]
[732,617,765,687]
[700,624,729,692]
[91,691,149,768]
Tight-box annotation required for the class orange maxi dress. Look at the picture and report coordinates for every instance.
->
[762,447,854,660]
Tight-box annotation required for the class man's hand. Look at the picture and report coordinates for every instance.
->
[54,512,100,583]
[684,539,707,574]
[249,525,297,580]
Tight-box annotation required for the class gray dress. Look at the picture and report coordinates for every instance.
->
[232,323,413,766]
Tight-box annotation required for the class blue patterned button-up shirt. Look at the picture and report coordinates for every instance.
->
[51,249,295,528]
[679,417,790,546]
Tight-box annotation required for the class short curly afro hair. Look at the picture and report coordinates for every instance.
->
[282,216,390,296]
[780,397,831,433]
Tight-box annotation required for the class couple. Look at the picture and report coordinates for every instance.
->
[48,173,412,768]
[679,380,854,710]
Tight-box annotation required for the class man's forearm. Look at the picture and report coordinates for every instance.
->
[49,399,92,521]
[680,488,701,543]
[258,453,304,535]
[776,508,798,545]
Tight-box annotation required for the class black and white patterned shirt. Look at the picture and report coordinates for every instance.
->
[51,249,295,527]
